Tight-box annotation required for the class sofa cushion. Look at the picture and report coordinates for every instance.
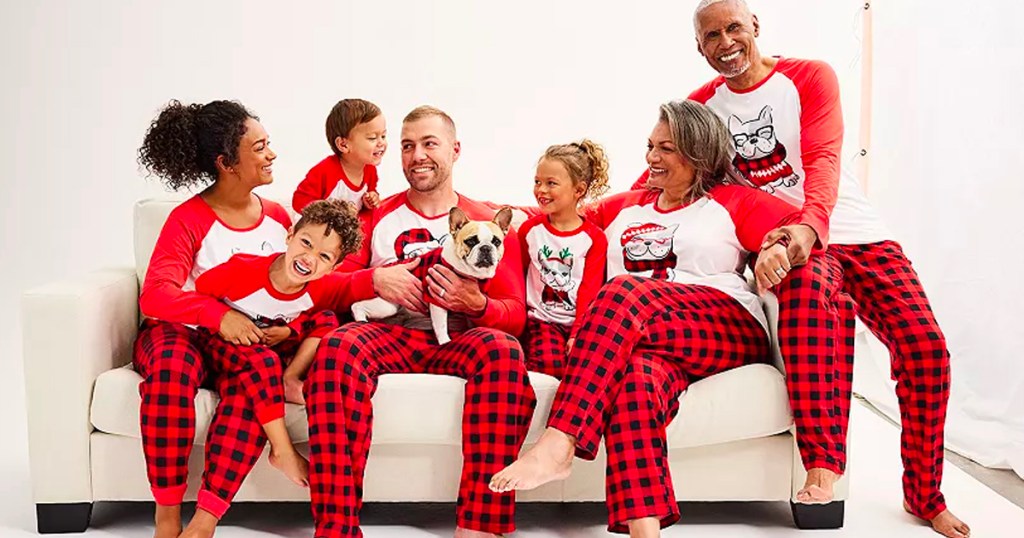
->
[91,362,791,449]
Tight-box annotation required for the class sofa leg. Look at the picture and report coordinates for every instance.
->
[791,500,844,529]
[36,503,92,533]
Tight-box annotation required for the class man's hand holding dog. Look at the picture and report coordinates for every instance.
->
[427,265,486,315]
[373,258,427,313]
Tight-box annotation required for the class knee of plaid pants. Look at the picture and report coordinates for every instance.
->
[603,355,687,534]
[771,258,848,475]
[208,339,286,426]
[132,320,207,506]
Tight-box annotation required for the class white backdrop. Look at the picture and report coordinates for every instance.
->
[3,0,1015,488]
[855,1,1024,479]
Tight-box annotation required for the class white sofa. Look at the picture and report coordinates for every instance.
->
[22,198,848,533]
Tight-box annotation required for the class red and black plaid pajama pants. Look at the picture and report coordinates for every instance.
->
[133,312,338,519]
[304,323,537,538]
[523,318,570,378]
[775,240,951,519]
[545,275,770,533]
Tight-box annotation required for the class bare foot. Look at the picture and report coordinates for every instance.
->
[904,502,971,538]
[453,527,503,538]
[284,375,305,405]
[627,516,661,537]
[269,447,310,487]
[489,427,574,493]
[178,508,217,538]
[795,467,839,504]
[154,504,181,538]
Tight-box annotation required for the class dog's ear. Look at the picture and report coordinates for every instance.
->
[449,207,470,235]
[493,206,513,235]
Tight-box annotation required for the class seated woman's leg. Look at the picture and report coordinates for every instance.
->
[603,352,689,534]
[132,320,208,538]
[492,276,770,496]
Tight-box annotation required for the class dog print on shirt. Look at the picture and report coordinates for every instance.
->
[620,223,678,280]
[728,105,800,193]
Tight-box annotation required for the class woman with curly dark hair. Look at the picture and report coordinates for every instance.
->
[133,100,293,538]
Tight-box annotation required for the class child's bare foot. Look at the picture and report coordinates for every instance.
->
[489,427,574,493]
[178,508,217,538]
[795,467,839,504]
[154,504,181,538]
[283,375,305,405]
[453,527,503,538]
[269,447,310,487]
[904,502,971,538]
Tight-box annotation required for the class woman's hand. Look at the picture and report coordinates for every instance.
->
[760,224,817,267]
[426,265,487,315]
[219,310,264,346]
[753,242,792,294]
[261,326,292,347]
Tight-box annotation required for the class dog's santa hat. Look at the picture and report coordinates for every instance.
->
[620,223,668,246]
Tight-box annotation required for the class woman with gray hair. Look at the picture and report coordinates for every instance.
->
[490,99,809,536]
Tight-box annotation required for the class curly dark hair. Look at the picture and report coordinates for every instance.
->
[138,100,257,191]
[294,199,364,259]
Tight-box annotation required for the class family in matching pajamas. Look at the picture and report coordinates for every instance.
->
[131,2,965,538]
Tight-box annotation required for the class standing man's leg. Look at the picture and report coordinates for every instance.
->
[833,241,967,537]
[773,254,849,502]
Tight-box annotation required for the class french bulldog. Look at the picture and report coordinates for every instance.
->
[351,206,513,345]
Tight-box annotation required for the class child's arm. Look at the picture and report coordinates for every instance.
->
[293,164,327,213]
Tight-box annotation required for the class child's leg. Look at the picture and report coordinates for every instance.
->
[206,337,308,488]
[283,337,320,405]
[280,311,340,405]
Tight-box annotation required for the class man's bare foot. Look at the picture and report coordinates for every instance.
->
[904,502,971,538]
[489,427,574,493]
[453,527,503,538]
[269,447,309,487]
[795,467,839,504]
[284,375,305,405]
[178,508,217,538]
[154,504,181,538]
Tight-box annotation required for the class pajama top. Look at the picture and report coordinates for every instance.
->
[518,215,607,338]
[139,195,292,330]
[292,155,379,213]
[339,191,526,336]
[590,186,803,330]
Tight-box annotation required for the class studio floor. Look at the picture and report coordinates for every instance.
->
[1,390,1022,537]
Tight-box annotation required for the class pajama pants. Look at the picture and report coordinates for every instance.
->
[523,318,570,378]
[545,275,770,533]
[775,240,951,520]
[134,320,265,519]
[305,323,537,538]
[132,312,338,519]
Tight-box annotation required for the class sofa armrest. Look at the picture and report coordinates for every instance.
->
[22,268,139,504]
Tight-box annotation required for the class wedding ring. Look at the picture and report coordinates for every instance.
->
[439,289,446,298]
[774,268,786,277]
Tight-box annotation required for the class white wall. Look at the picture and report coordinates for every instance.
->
[856,0,1024,478]
[0,0,867,474]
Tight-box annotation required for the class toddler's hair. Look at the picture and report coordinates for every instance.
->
[540,139,610,202]
[326,99,382,157]
[294,199,364,258]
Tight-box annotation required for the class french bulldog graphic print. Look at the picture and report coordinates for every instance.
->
[620,222,678,280]
[729,105,800,193]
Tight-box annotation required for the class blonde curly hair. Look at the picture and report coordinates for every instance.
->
[540,138,610,203]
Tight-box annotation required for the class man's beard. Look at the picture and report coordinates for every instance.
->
[720,59,752,79]
[405,167,450,193]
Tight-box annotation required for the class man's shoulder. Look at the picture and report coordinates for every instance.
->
[689,76,727,103]
[455,193,501,220]
[776,57,836,83]
[368,191,410,221]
